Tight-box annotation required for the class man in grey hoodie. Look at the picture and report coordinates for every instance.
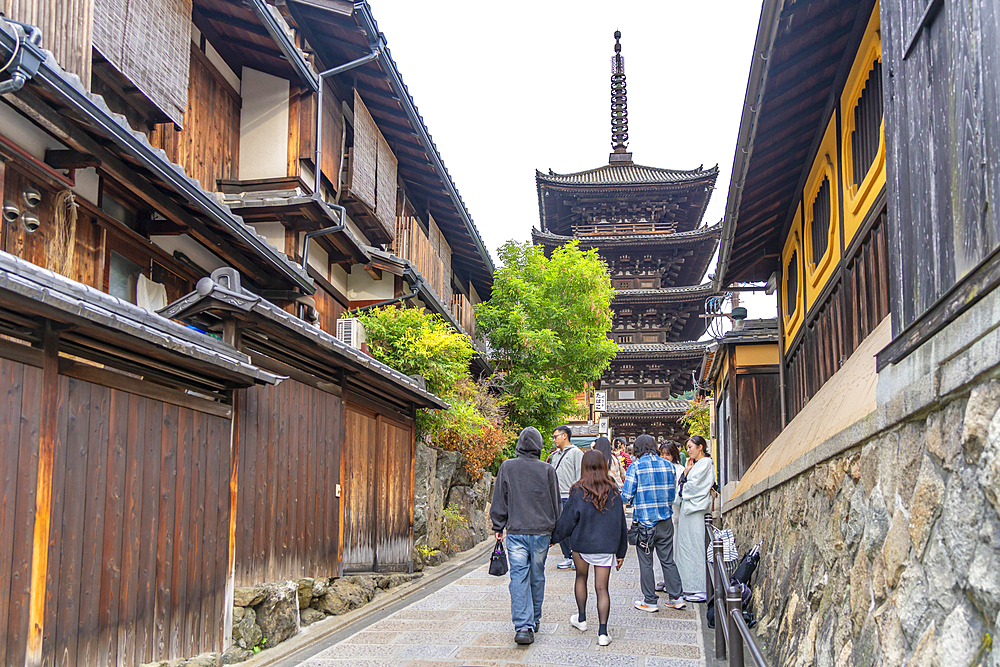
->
[491,427,561,646]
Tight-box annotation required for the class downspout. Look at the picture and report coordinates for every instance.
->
[299,42,380,316]
[0,18,44,95]
[352,284,420,313]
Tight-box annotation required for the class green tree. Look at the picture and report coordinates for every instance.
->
[475,240,618,435]
[354,305,473,396]
[354,306,513,477]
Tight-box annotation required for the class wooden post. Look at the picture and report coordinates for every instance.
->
[222,318,240,650]
[24,322,59,667]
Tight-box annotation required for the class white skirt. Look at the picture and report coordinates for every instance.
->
[578,552,615,567]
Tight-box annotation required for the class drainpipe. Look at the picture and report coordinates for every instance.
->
[313,46,380,197]
[0,18,44,94]
[352,285,420,313]
[299,42,380,316]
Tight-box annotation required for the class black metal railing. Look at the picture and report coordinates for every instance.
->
[704,515,770,667]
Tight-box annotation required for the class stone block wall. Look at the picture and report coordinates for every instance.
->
[413,441,494,567]
[725,380,1000,666]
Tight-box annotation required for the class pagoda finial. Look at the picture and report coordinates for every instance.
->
[610,30,632,164]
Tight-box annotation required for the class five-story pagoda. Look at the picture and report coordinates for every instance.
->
[532,31,720,442]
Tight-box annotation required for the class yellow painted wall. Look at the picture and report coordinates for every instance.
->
[840,3,884,245]
[735,343,780,367]
[781,208,805,346]
[803,117,841,311]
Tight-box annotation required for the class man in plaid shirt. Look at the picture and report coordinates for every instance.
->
[620,434,686,612]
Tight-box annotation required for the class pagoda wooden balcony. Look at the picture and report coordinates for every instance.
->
[573,221,678,237]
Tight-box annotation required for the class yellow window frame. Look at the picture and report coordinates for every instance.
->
[840,3,884,245]
[803,117,841,310]
[781,207,805,344]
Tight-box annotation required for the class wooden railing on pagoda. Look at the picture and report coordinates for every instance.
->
[391,215,445,299]
[451,292,475,336]
[573,221,678,236]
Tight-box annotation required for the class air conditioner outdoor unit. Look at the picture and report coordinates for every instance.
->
[337,318,367,349]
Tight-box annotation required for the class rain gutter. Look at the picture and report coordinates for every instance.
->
[353,0,495,277]
[0,19,316,294]
[248,0,319,92]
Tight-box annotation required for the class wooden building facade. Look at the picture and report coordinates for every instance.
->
[0,0,489,664]
[711,0,1000,661]
[532,32,719,442]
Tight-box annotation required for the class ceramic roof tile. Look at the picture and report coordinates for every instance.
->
[537,163,718,187]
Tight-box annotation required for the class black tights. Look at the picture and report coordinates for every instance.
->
[572,553,611,626]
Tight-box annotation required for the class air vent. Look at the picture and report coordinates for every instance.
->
[336,318,367,349]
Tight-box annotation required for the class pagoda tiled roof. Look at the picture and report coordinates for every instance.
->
[603,399,690,415]
[537,163,718,188]
[614,341,709,357]
[613,283,717,302]
[532,222,722,247]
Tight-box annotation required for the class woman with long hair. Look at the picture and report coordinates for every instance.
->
[593,436,626,488]
[551,449,628,647]
[675,435,716,602]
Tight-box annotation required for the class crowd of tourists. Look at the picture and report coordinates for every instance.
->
[490,426,716,647]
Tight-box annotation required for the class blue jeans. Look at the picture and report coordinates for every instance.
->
[506,534,550,631]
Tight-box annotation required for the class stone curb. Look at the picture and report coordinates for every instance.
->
[237,536,495,667]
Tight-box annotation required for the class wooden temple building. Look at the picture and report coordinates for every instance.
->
[532,32,719,442]
[0,1,492,665]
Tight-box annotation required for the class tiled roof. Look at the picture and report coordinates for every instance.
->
[603,399,690,415]
[613,283,717,301]
[532,222,722,246]
[719,318,779,344]
[0,251,278,385]
[615,341,709,357]
[537,163,719,187]
[159,269,447,409]
[8,37,313,290]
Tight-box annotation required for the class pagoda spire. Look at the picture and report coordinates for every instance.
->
[610,30,633,164]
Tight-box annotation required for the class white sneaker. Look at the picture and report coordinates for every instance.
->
[598,634,612,646]
[556,558,575,569]
[569,614,588,632]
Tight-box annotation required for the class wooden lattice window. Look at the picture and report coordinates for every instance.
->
[786,250,798,317]
[851,60,883,189]
[811,177,832,263]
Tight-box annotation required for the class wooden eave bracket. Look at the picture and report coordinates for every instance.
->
[44,149,100,171]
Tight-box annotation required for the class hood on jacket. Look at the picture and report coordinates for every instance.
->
[516,427,544,458]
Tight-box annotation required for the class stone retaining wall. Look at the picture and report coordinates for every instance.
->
[413,441,494,568]
[725,379,1000,666]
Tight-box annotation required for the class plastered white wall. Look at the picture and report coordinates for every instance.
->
[348,263,393,301]
[329,264,348,296]
[239,68,288,181]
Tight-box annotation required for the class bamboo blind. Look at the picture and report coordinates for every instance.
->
[348,91,378,211]
[4,0,94,88]
[375,131,398,241]
[393,215,444,299]
[93,0,192,126]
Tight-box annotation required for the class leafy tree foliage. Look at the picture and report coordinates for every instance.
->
[681,397,712,440]
[354,306,473,396]
[354,306,512,477]
[475,240,618,435]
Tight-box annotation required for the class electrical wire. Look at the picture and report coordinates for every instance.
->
[0,24,21,76]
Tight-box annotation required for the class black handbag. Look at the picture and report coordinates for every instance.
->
[489,538,509,576]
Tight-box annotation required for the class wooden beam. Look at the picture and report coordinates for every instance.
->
[363,263,382,280]
[44,149,100,170]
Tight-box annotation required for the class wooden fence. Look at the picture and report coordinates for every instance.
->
[342,402,413,573]
[0,355,232,666]
[233,380,343,585]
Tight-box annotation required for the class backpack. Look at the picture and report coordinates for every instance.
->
[705,582,756,629]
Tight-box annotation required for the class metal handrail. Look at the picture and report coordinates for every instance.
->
[704,516,770,667]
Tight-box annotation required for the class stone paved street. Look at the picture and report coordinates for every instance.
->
[290,541,704,667]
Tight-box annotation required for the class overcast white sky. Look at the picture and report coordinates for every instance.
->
[369,0,775,320]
